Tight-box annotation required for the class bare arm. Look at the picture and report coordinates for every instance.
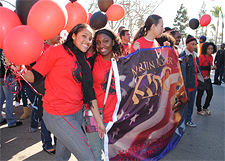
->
[22,70,35,83]
[89,99,106,139]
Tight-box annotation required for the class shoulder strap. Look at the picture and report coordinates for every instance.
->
[203,55,210,76]
[103,64,113,109]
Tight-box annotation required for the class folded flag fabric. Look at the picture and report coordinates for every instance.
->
[105,46,188,161]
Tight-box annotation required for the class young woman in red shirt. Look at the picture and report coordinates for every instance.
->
[13,23,105,161]
[196,42,217,116]
[85,28,124,161]
[131,14,164,53]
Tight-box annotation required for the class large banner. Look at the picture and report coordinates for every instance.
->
[105,46,188,161]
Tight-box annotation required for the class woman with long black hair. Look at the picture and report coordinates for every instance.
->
[196,42,217,116]
[12,23,105,161]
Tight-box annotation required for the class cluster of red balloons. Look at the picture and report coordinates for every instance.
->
[89,0,125,30]
[189,14,211,30]
[1,0,68,65]
[1,0,125,65]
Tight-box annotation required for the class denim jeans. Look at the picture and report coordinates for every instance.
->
[21,80,34,107]
[43,109,94,161]
[186,88,197,122]
[15,82,21,102]
[31,98,56,151]
[30,107,39,129]
[0,75,17,127]
[41,119,57,150]
[82,116,107,161]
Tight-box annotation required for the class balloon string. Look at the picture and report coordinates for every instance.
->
[4,66,21,94]
[9,66,95,160]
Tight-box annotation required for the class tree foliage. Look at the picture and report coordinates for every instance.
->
[173,4,189,39]
[198,0,207,37]
[210,6,221,45]
[84,0,156,37]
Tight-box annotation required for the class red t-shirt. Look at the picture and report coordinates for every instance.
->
[33,45,84,115]
[92,54,117,123]
[130,37,160,53]
[199,54,213,78]
[123,43,131,56]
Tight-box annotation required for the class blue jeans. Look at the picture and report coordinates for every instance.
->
[41,119,57,150]
[31,98,56,150]
[186,88,197,122]
[82,116,107,161]
[15,82,21,102]
[21,80,34,107]
[43,109,95,161]
[0,75,17,127]
[30,107,39,129]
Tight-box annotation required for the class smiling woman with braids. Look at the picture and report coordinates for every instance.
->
[13,23,105,161]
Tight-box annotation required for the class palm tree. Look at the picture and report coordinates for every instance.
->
[210,6,221,45]
[210,24,216,41]
[219,8,224,43]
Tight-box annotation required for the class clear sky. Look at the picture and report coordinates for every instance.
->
[155,0,225,40]
[2,0,225,42]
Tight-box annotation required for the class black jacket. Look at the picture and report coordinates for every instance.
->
[214,49,224,67]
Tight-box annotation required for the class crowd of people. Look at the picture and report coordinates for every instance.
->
[1,12,225,160]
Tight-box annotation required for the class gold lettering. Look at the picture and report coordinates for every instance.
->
[152,75,162,95]
[132,74,162,104]
[158,58,165,67]
[148,61,155,69]
[167,57,173,65]
[132,75,145,104]
[143,61,149,70]
[131,66,139,78]
[138,63,145,72]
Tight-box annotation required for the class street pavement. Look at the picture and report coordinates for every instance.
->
[1,77,224,161]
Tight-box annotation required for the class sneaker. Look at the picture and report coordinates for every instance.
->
[186,121,196,127]
[14,102,20,107]
[8,121,23,128]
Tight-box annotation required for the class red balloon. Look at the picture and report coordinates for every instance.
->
[106,4,125,21]
[87,12,92,25]
[0,7,21,49]
[27,0,68,40]
[200,14,211,27]
[65,2,88,33]
[3,25,44,65]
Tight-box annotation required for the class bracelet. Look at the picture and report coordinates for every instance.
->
[19,67,27,76]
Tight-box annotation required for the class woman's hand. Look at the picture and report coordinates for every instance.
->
[133,41,140,51]
[97,121,106,139]
[163,41,170,47]
[89,99,106,139]
[211,65,216,70]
